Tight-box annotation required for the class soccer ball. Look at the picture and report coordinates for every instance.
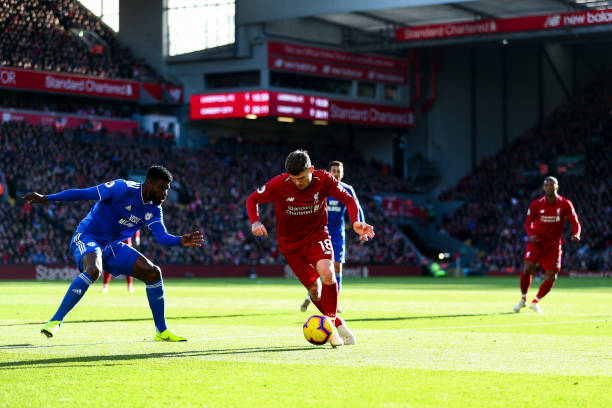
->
[303,315,333,345]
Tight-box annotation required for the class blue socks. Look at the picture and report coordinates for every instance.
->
[146,280,167,333]
[336,273,342,293]
[50,272,92,322]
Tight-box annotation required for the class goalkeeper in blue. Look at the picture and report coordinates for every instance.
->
[22,165,204,342]
[300,160,365,313]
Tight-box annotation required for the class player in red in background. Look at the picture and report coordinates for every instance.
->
[101,231,140,293]
[513,176,581,313]
[247,150,375,346]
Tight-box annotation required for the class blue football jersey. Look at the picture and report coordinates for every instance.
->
[326,181,364,242]
[76,179,163,246]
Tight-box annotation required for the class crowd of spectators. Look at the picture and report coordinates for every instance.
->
[0,121,420,266]
[441,77,612,272]
[0,0,164,82]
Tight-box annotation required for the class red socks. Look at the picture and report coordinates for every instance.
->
[533,279,555,303]
[520,273,532,300]
[309,283,339,322]
[103,271,112,285]
[127,276,133,285]
[320,283,338,320]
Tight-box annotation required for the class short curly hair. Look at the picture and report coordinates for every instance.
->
[146,165,173,183]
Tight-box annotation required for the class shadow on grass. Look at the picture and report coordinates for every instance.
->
[0,312,293,327]
[349,312,515,322]
[0,345,320,370]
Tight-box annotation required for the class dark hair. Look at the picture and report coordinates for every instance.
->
[146,165,173,183]
[285,150,311,175]
[328,160,344,170]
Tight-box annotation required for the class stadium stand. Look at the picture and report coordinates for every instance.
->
[441,77,612,272]
[0,0,162,81]
[0,121,419,266]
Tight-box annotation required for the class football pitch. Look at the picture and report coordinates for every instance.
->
[0,277,610,408]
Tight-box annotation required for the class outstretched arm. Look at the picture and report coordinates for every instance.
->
[149,221,204,247]
[22,186,99,203]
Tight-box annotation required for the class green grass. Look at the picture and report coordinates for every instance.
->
[0,277,610,408]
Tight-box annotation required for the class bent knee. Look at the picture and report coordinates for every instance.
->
[148,265,162,281]
[84,266,101,281]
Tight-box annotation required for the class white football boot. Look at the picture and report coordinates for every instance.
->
[513,299,526,313]
[328,329,344,347]
[529,302,542,313]
[337,322,356,345]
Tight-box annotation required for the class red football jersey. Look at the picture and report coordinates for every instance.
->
[246,169,360,252]
[525,195,581,243]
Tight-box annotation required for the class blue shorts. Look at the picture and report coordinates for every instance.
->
[71,232,142,276]
[330,237,345,264]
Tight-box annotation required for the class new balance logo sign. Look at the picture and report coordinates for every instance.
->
[286,197,295,201]
[125,205,131,211]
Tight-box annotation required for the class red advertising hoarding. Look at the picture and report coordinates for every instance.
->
[396,8,612,41]
[190,90,414,127]
[268,41,408,84]
[329,99,414,127]
[268,56,407,85]
[1,108,139,132]
[0,67,139,100]
[0,264,422,280]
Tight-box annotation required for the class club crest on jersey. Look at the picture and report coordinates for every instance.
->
[313,192,320,203]
[257,185,266,194]
[556,207,560,221]
[125,205,132,211]
[104,181,115,187]
[145,212,153,221]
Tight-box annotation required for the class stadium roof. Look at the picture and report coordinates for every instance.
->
[307,0,612,51]
[317,1,609,30]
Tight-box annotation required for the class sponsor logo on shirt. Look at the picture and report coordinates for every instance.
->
[286,205,320,216]
[286,197,295,201]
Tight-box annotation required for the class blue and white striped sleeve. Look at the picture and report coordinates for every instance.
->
[96,179,128,201]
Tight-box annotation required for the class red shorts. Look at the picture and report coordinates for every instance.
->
[524,241,562,271]
[281,231,334,288]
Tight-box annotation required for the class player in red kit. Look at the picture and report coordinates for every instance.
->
[246,150,375,346]
[513,176,581,313]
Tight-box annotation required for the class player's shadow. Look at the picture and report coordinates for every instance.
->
[0,346,320,370]
[349,312,514,322]
[0,312,293,327]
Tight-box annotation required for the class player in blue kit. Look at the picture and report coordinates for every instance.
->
[22,165,204,341]
[300,160,365,312]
